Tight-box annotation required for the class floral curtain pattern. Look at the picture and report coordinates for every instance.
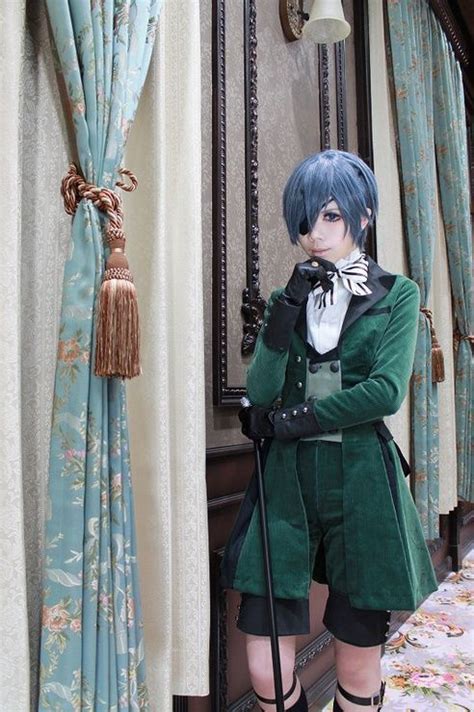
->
[39,2,163,710]
[386,0,440,538]
[430,23,473,503]
[387,0,473,524]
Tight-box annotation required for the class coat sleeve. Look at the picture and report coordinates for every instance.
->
[246,288,301,407]
[311,278,421,430]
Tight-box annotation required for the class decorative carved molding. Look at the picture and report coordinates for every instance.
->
[428,0,471,70]
[353,0,376,260]
[335,41,348,150]
[241,0,265,357]
[213,0,262,405]
[319,43,331,150]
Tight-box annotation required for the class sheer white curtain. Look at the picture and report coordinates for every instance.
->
[0,1,209,709]
[125,0,210,705]
[0,2,71,709]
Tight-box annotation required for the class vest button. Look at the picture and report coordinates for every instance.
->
[309,362,320,373]
[330,361,340,372]
[296,381,303,389]
[295,355,302,363]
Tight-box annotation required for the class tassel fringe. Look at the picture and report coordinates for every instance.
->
[421,306,445,383]
[95,263,141,379]
[60,164,141,379]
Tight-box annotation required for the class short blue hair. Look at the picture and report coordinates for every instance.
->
[282,150,379,247]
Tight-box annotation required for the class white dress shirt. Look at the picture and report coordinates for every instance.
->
[306,247,362,354]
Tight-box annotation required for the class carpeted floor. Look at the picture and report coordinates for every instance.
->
[320,548,474,711]
[380,547,474,710]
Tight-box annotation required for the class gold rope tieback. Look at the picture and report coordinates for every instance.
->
[60,163,141,380]
[453,326,474,353]
[420,306,445,383]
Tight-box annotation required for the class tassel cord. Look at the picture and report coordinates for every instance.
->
[420,306,445,383]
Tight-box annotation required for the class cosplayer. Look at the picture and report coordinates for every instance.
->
[220,150,438,711]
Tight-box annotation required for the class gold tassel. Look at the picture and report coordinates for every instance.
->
[60,164,141,380]
[95,230,141,379]
[421,307,445,383]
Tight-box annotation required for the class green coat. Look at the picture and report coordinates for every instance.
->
[221,257,438,611]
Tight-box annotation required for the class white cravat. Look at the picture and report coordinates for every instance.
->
[306,247,364,354]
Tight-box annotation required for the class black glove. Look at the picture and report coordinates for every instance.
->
[239,405,275,440]
[272,401,325,440]
[283,256,337,306]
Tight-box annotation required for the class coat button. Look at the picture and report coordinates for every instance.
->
[292,409,298,416]
[281,412,287,419]
[309,362,320,373]
[295,355,302,363]
[296,381,303,389]
[330,361,340,372]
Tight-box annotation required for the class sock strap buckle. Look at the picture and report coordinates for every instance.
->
[337,679,386,707]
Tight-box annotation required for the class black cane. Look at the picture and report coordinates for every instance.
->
[242,398,285,712]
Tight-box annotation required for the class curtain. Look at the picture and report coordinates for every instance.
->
[39,3,163,710]
[125,0,210,702]
[1,2,73,709]
[0,3,31,710]
[430,20,473,503]
[386,0,441,538]
[369,0,458,516]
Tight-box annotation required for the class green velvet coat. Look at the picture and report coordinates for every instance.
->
[221,257,438,611]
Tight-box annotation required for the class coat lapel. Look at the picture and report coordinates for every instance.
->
[295,256,397,348]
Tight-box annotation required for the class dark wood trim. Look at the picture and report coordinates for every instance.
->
[353,0,377,261]
[172,698,188,712]
[335,41,348,151]
[212,0,233,406]
[212,0,263,406]
[428,1,471,71]
[241,0,266,359]
[210,549,227,712]
[208,491,245,513]
[207,442,254,460]
[318,43,331,150]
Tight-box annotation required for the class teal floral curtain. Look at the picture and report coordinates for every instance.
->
[386,0,440,538]
[431,21,473,503]
[39,2,163,710]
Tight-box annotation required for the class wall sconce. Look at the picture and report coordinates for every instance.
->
[280,0,351,43]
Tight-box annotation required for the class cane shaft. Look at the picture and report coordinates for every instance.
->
[254,440,285,712]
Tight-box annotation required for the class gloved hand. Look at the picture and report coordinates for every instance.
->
[239,405,275,440]
[283,256,337,305]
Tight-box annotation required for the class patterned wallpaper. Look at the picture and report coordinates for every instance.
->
[202,0,358,448]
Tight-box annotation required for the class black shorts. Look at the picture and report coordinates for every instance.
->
[236,588,391,647]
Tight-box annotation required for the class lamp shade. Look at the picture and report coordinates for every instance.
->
[303,0,351,43]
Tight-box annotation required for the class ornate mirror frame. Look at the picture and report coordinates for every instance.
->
[212,0,372,407]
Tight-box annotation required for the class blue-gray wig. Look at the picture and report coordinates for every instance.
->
[282,150,379,247]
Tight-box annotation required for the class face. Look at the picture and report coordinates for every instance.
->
[298,200,368,263]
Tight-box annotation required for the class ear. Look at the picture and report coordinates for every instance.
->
[360,207,372,230]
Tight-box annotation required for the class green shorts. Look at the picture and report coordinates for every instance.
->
[236,439,391,645]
